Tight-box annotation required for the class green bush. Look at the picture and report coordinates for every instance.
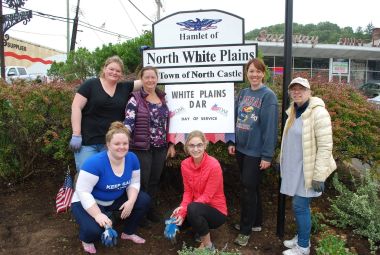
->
[177,243,240,255]
[311,211,326,234]
[316,232,356,255]
[0,82,75,182]
[329,172,380,253]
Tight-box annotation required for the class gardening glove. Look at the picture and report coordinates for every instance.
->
[69,135,82,152]
[312,180,325,192]
[164,218,179,243]
[101,224,118,247]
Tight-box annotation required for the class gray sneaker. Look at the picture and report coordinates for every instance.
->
[234,223,262,232]
[234,234,250,246]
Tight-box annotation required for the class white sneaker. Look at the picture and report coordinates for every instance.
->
[283,235,298,248]
[282,244,310,255]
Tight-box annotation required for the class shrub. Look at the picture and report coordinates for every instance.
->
[311,211,326,234]
[329,172,380,253]
[0,82,76,182]
[177,243,240,255]
[316,232,356,255]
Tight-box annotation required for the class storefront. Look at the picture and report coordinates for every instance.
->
[250,35,380,87]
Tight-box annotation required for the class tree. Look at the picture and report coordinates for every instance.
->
[47,32,153,82]
[48,48,95,82]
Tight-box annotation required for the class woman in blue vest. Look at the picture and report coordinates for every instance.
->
[124,66,175,223]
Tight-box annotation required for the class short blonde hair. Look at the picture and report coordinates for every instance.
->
[184,130,209,154]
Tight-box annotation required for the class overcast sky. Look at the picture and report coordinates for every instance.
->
[4,0,380,53]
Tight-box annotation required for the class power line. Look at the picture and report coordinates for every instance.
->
[118,0,140,36]
[2,4,133,40]
[127,0,154,23]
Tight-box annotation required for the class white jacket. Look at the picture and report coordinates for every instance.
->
[280,97,337,189]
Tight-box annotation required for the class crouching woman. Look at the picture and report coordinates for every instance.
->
[71,121,150,254]
[171,130,228,251]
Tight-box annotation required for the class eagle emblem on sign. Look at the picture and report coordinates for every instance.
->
[176,18,222,31]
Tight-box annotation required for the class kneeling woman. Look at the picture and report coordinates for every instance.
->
[171,131,227,250]
[71,121,150,254]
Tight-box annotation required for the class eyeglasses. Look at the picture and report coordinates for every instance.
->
[187,143,204,150]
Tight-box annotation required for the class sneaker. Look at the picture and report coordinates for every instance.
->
[234,223,262,232]
[121,233,146,244]
[283,244,310,255]
[82,242,96,254]
[283,235,298,248]
[234,234,250,246]
[283,235,311,249]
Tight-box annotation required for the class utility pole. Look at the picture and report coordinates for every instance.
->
[155,0,162,21]
[70,0,80,51]
[67,0,70,54]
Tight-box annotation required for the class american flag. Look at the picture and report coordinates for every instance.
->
[56,170,74,213]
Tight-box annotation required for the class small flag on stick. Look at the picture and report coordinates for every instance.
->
[56,166,74,213]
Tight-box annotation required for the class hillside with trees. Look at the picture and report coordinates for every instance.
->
[245,21,375,44]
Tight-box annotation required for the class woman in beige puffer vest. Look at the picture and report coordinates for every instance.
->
[280,77,336,255]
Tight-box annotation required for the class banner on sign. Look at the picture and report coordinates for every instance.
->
[166,83,235,133]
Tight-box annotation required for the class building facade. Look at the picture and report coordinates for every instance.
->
[4,37,66,77]
[251,29,380,87]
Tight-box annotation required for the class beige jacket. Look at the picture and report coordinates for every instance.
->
[280,97,337,189]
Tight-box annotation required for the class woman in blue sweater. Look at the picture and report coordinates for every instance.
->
[228,58,278,247]
[71,121,150,254]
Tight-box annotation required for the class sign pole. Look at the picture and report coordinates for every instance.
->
[277,0,293,238]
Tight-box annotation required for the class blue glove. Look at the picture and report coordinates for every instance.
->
[164,218,179,243]
[69,135,82,152]
[101,225,118,247]
[312,180,325,192]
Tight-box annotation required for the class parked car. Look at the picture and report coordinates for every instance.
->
[359,82,380,98]
[3,66,40,83]
[367,95,380,110]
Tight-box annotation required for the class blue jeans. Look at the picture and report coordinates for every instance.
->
[292,195,312,248]
[74,144,106,171]
[71,191,151,243]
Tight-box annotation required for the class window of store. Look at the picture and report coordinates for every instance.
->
[367,60,380,81]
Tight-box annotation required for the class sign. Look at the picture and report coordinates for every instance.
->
[158,66,243,84]
[145,9,251,143]
[153,10,244,47]
[332,61,349,74]
[143,44,256,67]
[166,83,235,133]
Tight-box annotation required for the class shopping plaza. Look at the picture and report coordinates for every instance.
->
[250,28,380,87]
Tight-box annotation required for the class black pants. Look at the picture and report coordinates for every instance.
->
[186,202,226,236]
[132,147,167,207]
[236,151,263,235]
